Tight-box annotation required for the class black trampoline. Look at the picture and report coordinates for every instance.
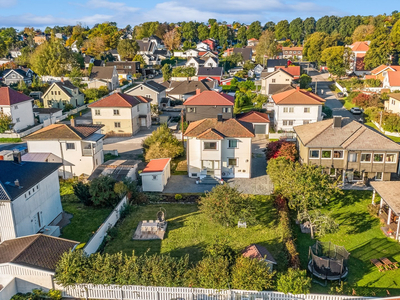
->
[308,241,350,285]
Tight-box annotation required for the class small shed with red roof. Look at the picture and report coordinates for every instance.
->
[140,158,171,192]
[236,111,270,135]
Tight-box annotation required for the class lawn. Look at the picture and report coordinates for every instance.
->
[295,190,400,296]
[340,97,356,110]
[0,137,22,143]
[104,196,287,269]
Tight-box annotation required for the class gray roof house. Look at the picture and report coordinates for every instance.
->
[125,80,167,107]
[88,66,119,91]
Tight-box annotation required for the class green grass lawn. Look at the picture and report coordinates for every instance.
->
[104,153,119,162]
[340,97,356,110]
[296,190,400,296]
[0,138,22,143]
[104,196,287,269]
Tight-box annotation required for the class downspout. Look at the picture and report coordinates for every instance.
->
[58,140,66,178]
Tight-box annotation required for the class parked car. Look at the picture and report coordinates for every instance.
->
[350,107,363,114]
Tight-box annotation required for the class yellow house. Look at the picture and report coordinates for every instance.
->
[43,80,84,109]
[385,93,400,114]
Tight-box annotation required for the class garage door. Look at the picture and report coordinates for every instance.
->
[254,125,266,134]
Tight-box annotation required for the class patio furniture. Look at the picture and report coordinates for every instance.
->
[370,259,385,272]
[380,257,399,269]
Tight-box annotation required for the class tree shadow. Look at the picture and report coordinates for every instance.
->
[331,190,373,209]
[331,210,374,234]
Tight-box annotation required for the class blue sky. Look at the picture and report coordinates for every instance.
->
[0,0,398,29]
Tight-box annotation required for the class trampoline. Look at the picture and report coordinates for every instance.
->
[308,241,350,285]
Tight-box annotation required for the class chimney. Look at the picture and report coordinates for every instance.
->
[70,118,76,127]
[296,86,300,91]
[333,116,342,128]
[14,179,20,188]
[196,88,201,95]
[13,152,21,164]
[217,114,223,122]
[61,77,64,83]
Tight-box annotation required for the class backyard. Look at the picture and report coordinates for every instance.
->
[296,190,400,296]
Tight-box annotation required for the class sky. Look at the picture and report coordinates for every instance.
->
[0,0,398,29]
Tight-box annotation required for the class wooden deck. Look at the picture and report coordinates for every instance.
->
[379,212,399,239]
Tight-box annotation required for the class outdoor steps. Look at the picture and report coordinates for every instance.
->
[199,175,220,185]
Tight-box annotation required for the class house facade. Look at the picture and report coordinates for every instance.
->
[105,61,140,80]
[184,118,254,179]
[1,68,34,86]
[88,66,119,91]
[236,111,270,135]
[140,158,171,192]
[282,47,303,60]
[42,80,84,109]
[89,93,151,135]
[0,87,35,132]
[0,161,63,242]
[184,90,234,122]
[197,67,223,83]
[348,41,370,76]
[385,93,400,113]
[24,121,104,178]
[173,49,199,58]
[260,68,294,96]
[382,71,400,92]
[294,117,400,182]
[125,80,167,107]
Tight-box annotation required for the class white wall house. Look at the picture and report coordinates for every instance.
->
[0,161,63,242]
[382,71,400,92]
[184,118,254,179]
[271,87,325,131]
[140,158,171,192]
[24,121,104,179]
[173,49,199,58]
[260,69,294,96]
[125,80,167,108]
[0,87,35,132]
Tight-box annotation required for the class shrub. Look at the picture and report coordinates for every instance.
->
[367,203,379,217]
[89,175,119,207]
[266,140,297,161]
[352,93,380,108]
[63,103,74,112]
[186,256,230,289]
[73,181,92,206]
[322,105,332,118]
[204,238,237,266]
[277,268,311,294]
[285,239,300,269]
[174,194,183,200]
[365,78,381,87]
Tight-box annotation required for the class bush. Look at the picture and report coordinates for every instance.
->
[352,93,381,109]
[322,105,332,118]
[204,238,237,266]
[367,203,380,217]
[365,78,381,87]
[11,289,62,300]
[89,175,119,207]
[174,194,183,200]
[186,256,230,289]
[266,140,297,161]
[277,268,311,294]
[73,181,92,206]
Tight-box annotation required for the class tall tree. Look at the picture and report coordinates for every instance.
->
[218,25,229,46]
[255,30,279,63]
[117,39,139,60]
[321,46,352,77]
[161,63,172,81]
[208,19,217,26]
[246,21,263,40]
[390,20,400,51]
[352,24,375,43]
[197,24,209,41]
[303,17,316,37]
[275,20,290,40]
[303,32,337,62]
[210,23,219,40]
[364,28,393,69]
[289,18,304,43]
[263,21,275,31]
[163,29,181,50]
[237,26,247,45]
[182,21,197,42]
[83,37,105,57]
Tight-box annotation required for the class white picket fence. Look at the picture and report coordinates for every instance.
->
[83,196,128,255]
[335,82,347,94]
[60,284,369,300]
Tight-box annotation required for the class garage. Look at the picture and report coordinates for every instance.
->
[254,124,267,134]
[237,111,270,135]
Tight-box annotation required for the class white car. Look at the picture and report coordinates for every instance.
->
[350,107,363,115]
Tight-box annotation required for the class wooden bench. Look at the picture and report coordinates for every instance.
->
[371,259,385,272]
[380,257,399,270]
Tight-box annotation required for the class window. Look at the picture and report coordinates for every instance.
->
[361,153,371,162]
[228,158,238,166]
[392,99,395,105]
[375,172,383,180]
[286,79,290,81]
[15,118,20,123]
[222,107,231,113]
[113,109,120,115]
[51,91,54,95]
[283,120,294,126]
[14,105,18,110]
[333,150,344,159]
[284,107,294,113]
[187,107,196,113]
[204,142,217,150]
[272,79,276,83]
[114,122,121,128]
[322,150,332,159]
[66,143,75,150]
[303,120,310,125]
[152,175,157,180]
[58,91,61,95]
[348,153,357,162]
[47,100,52,106]
[374,153,384,162]
[304,107,310,113]
[310,150,319,158]
[386,153,396,163]
[95,109,100,116]
[228,140,238,148]
[146,94,151,98]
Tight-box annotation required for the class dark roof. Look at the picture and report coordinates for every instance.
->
[33,108,62,114]
[0,161,62,201]
[153,49,169,56]
[129,80,166,93]
[197,67,223,76]
[136,39,156,53]
[266,59,288,69]
[0,87,33,105]
[90,66,115,80]
[233,47,253,60]
[0,234,78,272]
[269,84,294,95]
[3,68,29,78]
[185,118,254,138]
[24,123,103,141]
[167,79,214,96]
[84,55,93,63]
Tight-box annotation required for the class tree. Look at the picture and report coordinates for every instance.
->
[117,39,139,60]
[264,21,275,31]
[171,66,196,77]
[87,22,121,50]
[197,24,209,41]
[237,26,247,45]
[316,15,339,35]
[73,181,92,206]
[83,37,105,58]
[89,175,119,207]
[186,256,230,289]
[246,21,263,40]
[208,19,217,26]
[67,67,84,88]
[303,17,316,37]
[210,23,219,40]
[352,24,374,43]
[391,20,400,51]
[299,73,312,89]
[277,268,311,294]
[218,25,229,45]
[182,21,197,42]
[199,184,255,227]
[0,112,13,133]
[266,140,297,161]
[289,18,304,43]
[255,30,279,63]
[299,210,339,238]
[275,20,290,40]
[303,32,337,62]
[321,46,352,77]
[364,28,393,70]
[133,54,146,68]
[162,63,172,81]
[163,29,181,50]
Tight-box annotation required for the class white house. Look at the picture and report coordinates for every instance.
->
[173,49,199,58]
[382,71,400,92]
[0,87,35,132]
[196,42,210,51]
[260,68,294,96]
[271,86,325,131]
[140,158,171,192]
[125,80,167,107]
[33,108,63,124]
[88,66,119,91]
[24,120,104,178]
[184,117,254,179]
[0,160,63,242]
[248,64,264,78]
[348,41,370,76]
[89,92,151,135]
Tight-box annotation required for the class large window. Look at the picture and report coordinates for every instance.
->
[386,153,397,163]
[333,150,344,159]
[204,142,217,150]
[310,150,319,158]
[228,158,238,166]
[322,150,332,159]
[283,107,294,113]
[66,143,75,150]
[228,140,238,148]
[95,109,100,116]
[360,153,371,162]
[373,153,384,162]
[222,107,231,113]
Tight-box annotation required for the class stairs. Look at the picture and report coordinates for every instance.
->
[199,175,220,185]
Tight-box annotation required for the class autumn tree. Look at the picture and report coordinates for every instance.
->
[266,140,297,161]
[117,39,139,60]
[83,37,106,58]
[352,24,375,43]
[321,46,352,77]
[255,30,279,63]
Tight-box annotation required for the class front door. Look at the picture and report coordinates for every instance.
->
[141,118,146,126]
[202,160,214,175]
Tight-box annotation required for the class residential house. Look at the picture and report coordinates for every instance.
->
[71,40,80,53]
[248,64,264,78]
[1,68,35,86]
[162,79,219,101]
[199,50,218,58]
[197,67,223,83]
[173,49,199,58]
[106,61,140,80]
[153,49,171,60]
[385,93,400,113]
[125,80,167,107]
[366,65,400,82]
[89,92,151,135]
[186,57,218,71]
[203,57,219,68]
[0,234,78,295]
[275,65,301,80]
[233,47,253,62]
[0,160,63,242]
[271,86,325,131]
[265,59,289,72]
[196,42,210,51]
[140,158,171,192]
[84,55,103,68]
[42,80,84,109]
[229,67,244,77]
[294,116,400,182]
[382,71,400,92]
[184,90,234,122]
[0,87,35,132]
[236,111,270,135]
[282,47,303,60]
[242,244,277,270]
[33,34,48,45]
[202,38,217,51]
[136,36,163,55]
[88,66,119,91]
[220,77,246,86]
[260,68,294,96]
[9,48,22,58]
[0,58,12,66]
[247,38,259,47]
[33,108,62,123]
[348,41,370,76]
[55,33,66,40]
[184,118,254,179]
[24,120,104,178]
[110,49,121,61]
[142,54,160,66]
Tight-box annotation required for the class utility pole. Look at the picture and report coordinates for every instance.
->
[379,111,383,130]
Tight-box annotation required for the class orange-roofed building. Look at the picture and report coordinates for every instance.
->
[282,46,303,60]
[275,65,301,79]
[236,111,270,135]
[368,64,400,82]
[348,41,370,75]
[140,158,171,192]
[271,86,325,131]
[88,92,151,135]
[383,71,400,93]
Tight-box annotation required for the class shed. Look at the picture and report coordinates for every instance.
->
[140,158,171,192]
[236,111,270,135]
[242,244,277,270]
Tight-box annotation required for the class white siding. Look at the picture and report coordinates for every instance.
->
[274,104,322,131]
[0,201,16,242]
[141,161,171,192]
[0,100,34,132]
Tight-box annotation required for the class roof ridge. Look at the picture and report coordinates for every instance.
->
[302,120,333,146]
[233,119,256,137]
[184,118,208,135]
[339,124,365,148]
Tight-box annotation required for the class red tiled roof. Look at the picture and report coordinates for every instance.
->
[197,128,224,140]
[350,41,370,52]
[388,72,400,87]
[183,91,234,106]
[242,244,277,264]
[282,47,303,51]
[355,53,366,71]
[184,118,254,138]
[275,66,301,77]
[142,158,171,173]
[0,87,32,106]
[272,88,325,105]
[371,64,389,74]
[365,75,378,80]
[89,93,150,108]
[24,123,103,140]
[237,111,270,123]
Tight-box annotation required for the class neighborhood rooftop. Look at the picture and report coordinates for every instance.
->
[24,123,104,141]
[184,118,254,138]
[183,91,234,106]
[271,87,325,105]
[142,158,171,173]
[89,92,150,108]
[0,86,32,105]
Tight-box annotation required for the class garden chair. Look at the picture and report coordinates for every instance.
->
[380,257,399,269]
[370,259,385,272]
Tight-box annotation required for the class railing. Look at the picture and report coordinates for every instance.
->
[82,148,93,156]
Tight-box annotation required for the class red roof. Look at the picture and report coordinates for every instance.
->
[237,111,270,123]
[183,91,234,106]
[272,88,325,105]
[142,158,171,173]
[350,41,370,52]
[388,72,400,87]
[89,93,150,108]
[282,47,303,51]
[0,87,32,106]
[372,65,400,74]
[275,66,301,77]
